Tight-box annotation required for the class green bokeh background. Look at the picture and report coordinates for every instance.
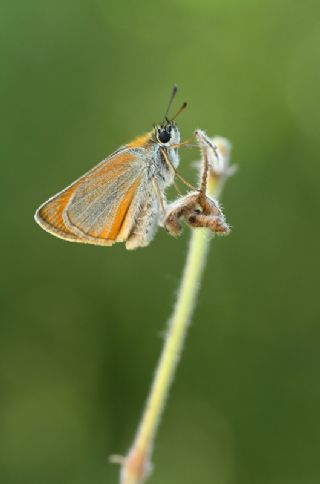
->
[1,1,320,483]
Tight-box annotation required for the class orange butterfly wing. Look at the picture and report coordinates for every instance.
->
[35,149,144,246]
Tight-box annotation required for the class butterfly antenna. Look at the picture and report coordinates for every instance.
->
[170,102,187,122]
[164,84,178,121]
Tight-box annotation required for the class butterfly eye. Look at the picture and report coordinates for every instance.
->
[158,129,171,143]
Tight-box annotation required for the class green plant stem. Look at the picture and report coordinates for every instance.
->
[120,176,223,484]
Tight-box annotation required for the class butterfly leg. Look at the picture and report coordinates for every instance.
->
[169,133,197,150]
[160,148,198,191]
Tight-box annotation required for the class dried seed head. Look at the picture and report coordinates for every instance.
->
[164,191,230,236]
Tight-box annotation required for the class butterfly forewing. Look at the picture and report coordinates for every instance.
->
[35,149,145,245]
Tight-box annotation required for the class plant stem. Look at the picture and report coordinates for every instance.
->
[119,175,223,484]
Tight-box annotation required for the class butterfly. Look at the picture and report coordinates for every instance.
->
[34,86,188,250]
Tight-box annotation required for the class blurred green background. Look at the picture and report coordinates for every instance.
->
[1,1,320,483]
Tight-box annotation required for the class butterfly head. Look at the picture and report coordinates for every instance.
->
[155,121,180,147]
[154,86,187,147]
